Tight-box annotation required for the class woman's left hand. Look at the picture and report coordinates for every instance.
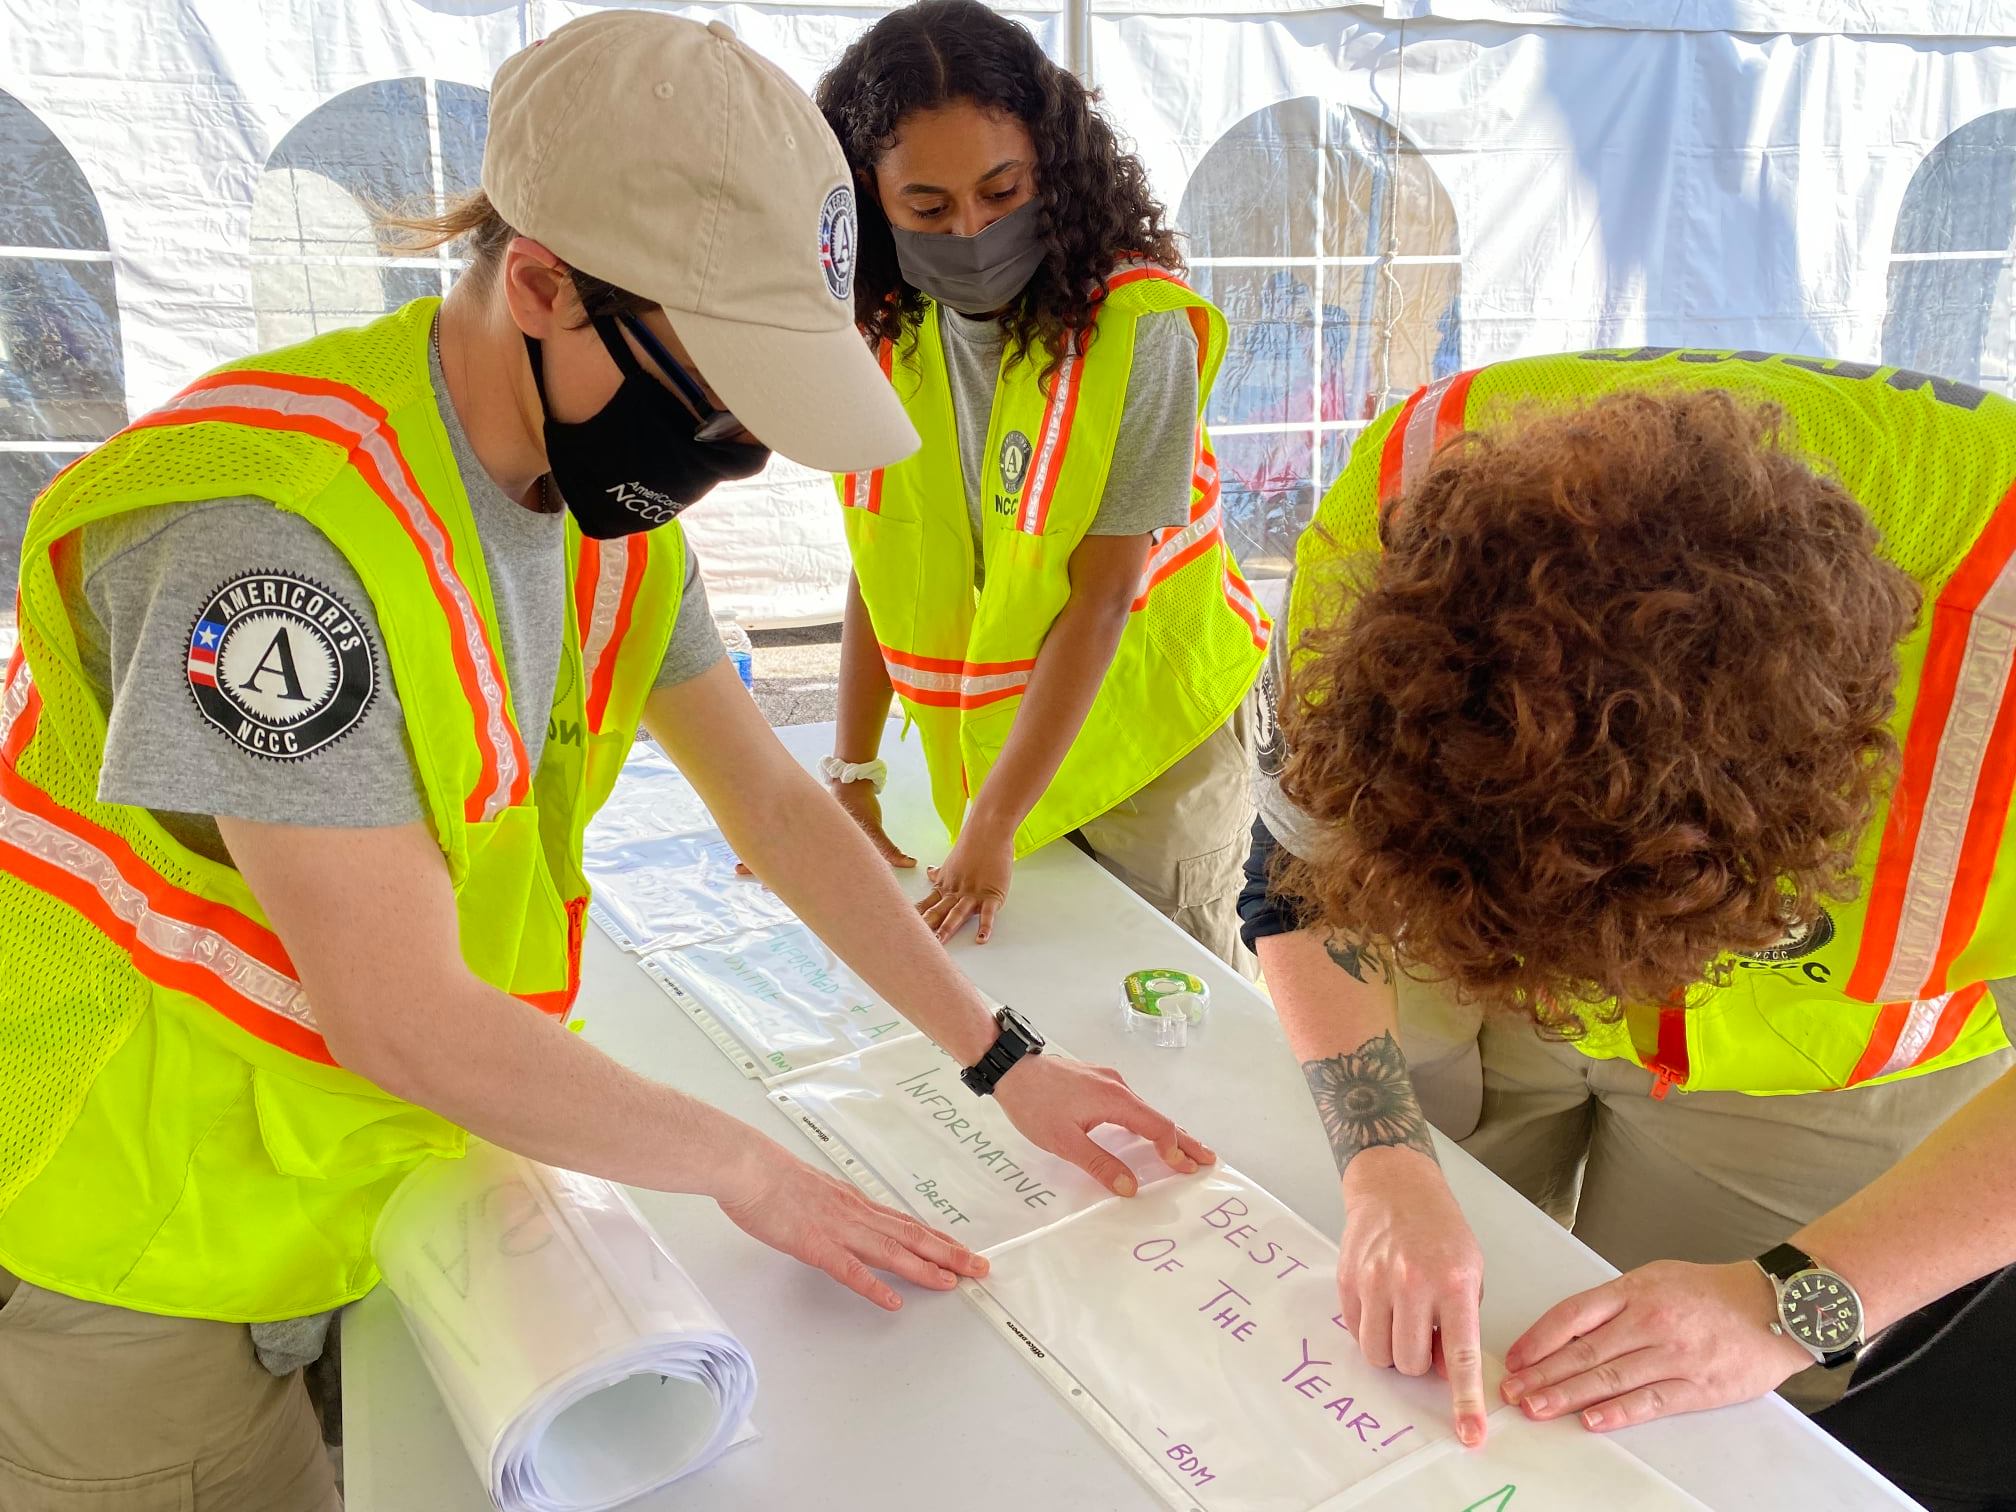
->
[920,821,1015,942]
[1499,1259,1816,1431]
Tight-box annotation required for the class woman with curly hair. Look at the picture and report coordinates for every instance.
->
[1242,352,2016,1481]
[812,0,1269,962]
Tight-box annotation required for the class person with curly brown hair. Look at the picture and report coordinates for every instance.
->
[1241,350,2016,1477]
[812,0,1270,964]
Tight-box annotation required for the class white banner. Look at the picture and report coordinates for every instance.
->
[770,1037,1175,1249]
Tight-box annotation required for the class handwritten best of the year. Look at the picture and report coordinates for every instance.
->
[1129,1193,1417,1453]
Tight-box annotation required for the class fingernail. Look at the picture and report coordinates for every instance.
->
[1457,1419,1481,1447]
[1583,1409,1604,1430]
[1114,1174,1138,1197]
[1501,1377,1523,1402]
[970,1255,990,1275]
[937,1268,956,1285]
[1526,1393,1550,1414]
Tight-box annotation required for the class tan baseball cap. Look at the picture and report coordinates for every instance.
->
[483,11,916,474]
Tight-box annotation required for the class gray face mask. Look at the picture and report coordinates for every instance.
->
[889,199,1047,316]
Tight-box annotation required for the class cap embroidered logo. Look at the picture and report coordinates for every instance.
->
[820,185,857,303]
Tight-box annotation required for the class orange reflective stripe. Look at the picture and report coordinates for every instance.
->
[1223,569,1269,650]
[0,699,329,1065]
[0,648,35,765]
[579,535,645,733]
[1846,982,1989,1085]
[1376,366,1479,509]
[1018,344,1084,535]
[841,343,896,514]
[880,644,1035,710]
[1849,478,2016,1002]
[1377,386,1428,504]
[132,370,530,824]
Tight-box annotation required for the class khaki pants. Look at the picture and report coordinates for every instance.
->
[1076,693,1258,975]
[0,1267,341,1511]
[1397,983,2015,1409]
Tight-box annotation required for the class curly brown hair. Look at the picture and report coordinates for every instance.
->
[1278,389,1921,1027]
[815,0,1182,385]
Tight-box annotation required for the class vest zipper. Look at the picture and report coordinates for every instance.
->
[1648,996,1690,1099]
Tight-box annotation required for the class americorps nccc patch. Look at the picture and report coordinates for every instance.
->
[186,570,377,761]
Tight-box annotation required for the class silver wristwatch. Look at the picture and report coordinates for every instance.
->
[1755,1242,1865,1370]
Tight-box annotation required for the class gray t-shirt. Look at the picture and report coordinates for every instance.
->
[939,307,1198,584]
[74,333,722,864]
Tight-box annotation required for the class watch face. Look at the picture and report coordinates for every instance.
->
[1781,1270,1862,1352]
[1003,1007,1045,1050]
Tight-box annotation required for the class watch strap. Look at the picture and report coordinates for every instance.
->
[960,1008,1040,1097]
[1755,1242,1817,1282]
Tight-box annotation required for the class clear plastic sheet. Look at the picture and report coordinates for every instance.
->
[770,1038,1174,1250]
[641,922,918,1079]
[1314,1410,1711,1512]
[372,1142,757,1512]
[583,832,795,954]
[974,1167,1472,1511]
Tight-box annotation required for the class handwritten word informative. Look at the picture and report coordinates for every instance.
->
[1124,1192,1416,1454]
[893,1070,1060,1210]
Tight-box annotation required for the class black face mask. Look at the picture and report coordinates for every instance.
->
[525,317,770,540]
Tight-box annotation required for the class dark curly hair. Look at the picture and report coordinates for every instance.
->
[1278,389,1921,1028]
[815,0,1182,383]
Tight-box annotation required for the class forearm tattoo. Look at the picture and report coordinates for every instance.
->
[1323,931,1387,984]
[1302,1032,1439,1175]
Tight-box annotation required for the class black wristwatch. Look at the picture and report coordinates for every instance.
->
[1755,1242,1865,1370]
[959,1006,1046,1097]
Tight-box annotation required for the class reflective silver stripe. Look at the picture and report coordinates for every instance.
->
[0,787,318,1032]
[1019,348,1083,533]
[1138,503,1223,595]
[962,669,1031,699]
[158,382,522,821]
[582,537,630,697]
[882,657,1029,701]
[1874,993,1954,1079]
[884,658,961,694]
[1876,591,2016,1001]
[1399,373,1457,495]
[848,471,876,510]
[0,656,32,743]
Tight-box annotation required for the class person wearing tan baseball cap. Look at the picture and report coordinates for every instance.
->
[0,12,1209,1508]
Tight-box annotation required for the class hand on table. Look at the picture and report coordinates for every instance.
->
[1336,1147,1491,1447]
[715,1136,987,1310]
[920,821,1013,942]
[1501,1259,1812,1432]
[995,1053,1216,1195]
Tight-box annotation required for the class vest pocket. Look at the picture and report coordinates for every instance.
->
[251,1068,465,1182]
[0,1458,194,1512]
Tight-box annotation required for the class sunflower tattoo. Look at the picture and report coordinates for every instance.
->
[1302,1032,1438,1174]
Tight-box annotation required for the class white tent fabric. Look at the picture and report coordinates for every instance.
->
[4,1,2016,610]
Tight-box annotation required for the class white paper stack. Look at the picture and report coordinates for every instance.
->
[373,1142,757,1512]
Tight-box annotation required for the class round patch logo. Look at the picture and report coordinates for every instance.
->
[1736,907,1836,963]
[1254,649,1286,779]
[819,185,857,303]
[1000,430,1034,495]
[187,572,376,762]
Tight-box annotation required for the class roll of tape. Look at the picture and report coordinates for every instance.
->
[1121,969,1211,1048]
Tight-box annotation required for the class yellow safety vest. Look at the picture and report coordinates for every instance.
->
[839,268,1270,856]
[1291,349,2016,1097]
[0,299,684,1321]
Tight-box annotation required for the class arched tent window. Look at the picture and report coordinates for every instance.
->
[1883,109,2016,394]
[1177,100,1460,572]
[1,89,126,559]
[251,78,489,348]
